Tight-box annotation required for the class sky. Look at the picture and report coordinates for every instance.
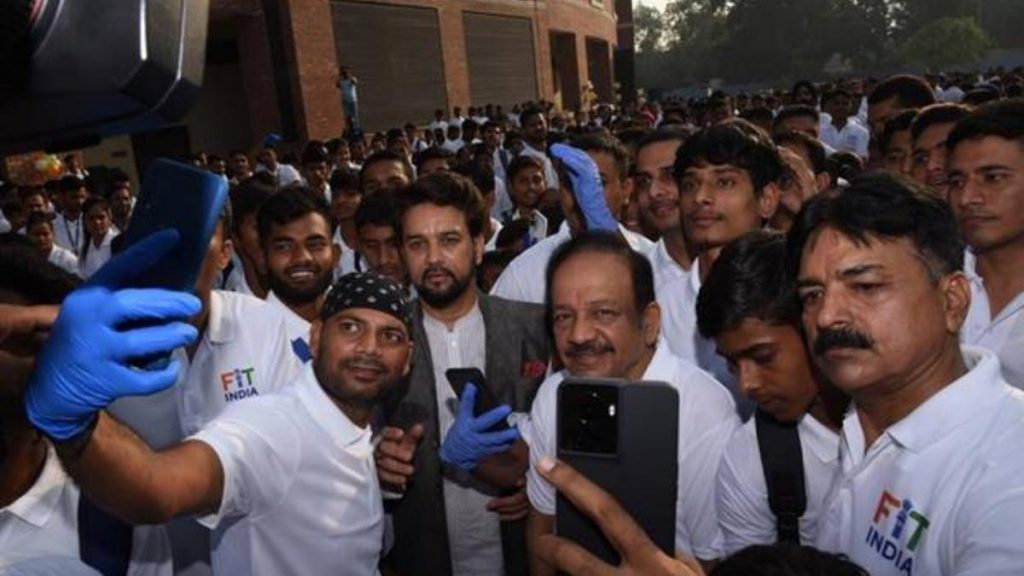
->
[636,0,671,10]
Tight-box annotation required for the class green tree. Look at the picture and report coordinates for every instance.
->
[634,4,665,53]
[899,16,991,71]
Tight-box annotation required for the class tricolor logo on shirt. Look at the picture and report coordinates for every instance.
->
[220,367,258,402]
[865,490,931,575]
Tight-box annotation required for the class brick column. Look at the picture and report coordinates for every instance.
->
[280,0,345,142]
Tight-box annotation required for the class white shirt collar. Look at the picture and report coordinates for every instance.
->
[295,364,370,449]
[847,346,1006,455]
[2,447,67,528]
[206,290,236,344]
[267,291,312,331]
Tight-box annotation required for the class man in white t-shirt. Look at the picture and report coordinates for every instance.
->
[947,99,1024,387]
[908,103,970,195]
[657,121,782,416]
[819,89,870,160]
[30,271,417,576]
[633,127,693,290]
[792,173,1024,575]
[52,176,87,254]
[525,232,739,574]
[254,146,302,188]
[25,213,78,275]
[492,133,655,304]
[695,231,846,553]
[257,188,340,363]
[517,107,560,193]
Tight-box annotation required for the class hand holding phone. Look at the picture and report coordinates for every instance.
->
[440,384,521,471]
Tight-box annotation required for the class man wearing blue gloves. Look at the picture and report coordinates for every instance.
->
[24,229,419,575]
[377,172,551,576]
[491,133,656,304]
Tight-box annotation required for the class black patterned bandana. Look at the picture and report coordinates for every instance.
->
[321,271,414,330]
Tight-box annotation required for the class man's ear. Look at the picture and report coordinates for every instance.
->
[642,302,662,348]
[758,182,782,221]
[941,272,972,335]
[815,172,833,195]
[310,319,323,361]
[218,238,234,271]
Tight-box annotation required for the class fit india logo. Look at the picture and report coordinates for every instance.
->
[221,367,258,402]
[865,490,931,575]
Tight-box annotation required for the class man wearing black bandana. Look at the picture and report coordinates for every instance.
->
[28,271,415,575]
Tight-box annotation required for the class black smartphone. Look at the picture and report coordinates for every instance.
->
[556,378,678,564]
[116,159,230,292]
[445,368,508,430]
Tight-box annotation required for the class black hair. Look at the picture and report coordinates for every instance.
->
[867,74,936,108]
[773,105,820,131]
[570,132,630,180]
[740,107,775,126]
[469,164,496,195]
[519,106,545,128]
[256,187,335,246]
[962,85,1001,107]
[495,218,532,251]
[229,175,277,236]
[636,125,692,156]
[386,127,406,146]
[791,80,819,104]
[711,544,868,576]
[910,103,971,142]
[0,238,80,305]
[674,122,785,193]
[58,175,86,194]
[506,154,545,183]
[25,212,54,232]
[826,151,865,183]
[354,191,397,231]
[786,172,964,282]
[697,231,798,339]
[18,186,45,203]
[879,109,919,154]
[395,171,487,239]
[329,169,361,199]
[301,142,330,166]
[544,231,655,326]
[946,97,1024,152]
[773,131,827,175]
[820,88,853,107]
[359,150,413,190]
[414,146,454,171]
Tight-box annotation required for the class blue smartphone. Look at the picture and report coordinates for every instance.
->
[116,159,229,292]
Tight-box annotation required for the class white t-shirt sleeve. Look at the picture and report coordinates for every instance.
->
[716,421,777,555]
[490,260,528,302]
[190,401,301,529]
[526,374,562,516]
[954,467,1024,575]
[263,314,305,390]
[674,367,739,560]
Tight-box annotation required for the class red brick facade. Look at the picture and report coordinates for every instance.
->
[206,0,618,144]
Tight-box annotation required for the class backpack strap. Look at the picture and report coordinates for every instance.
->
[78,495,134,576]
[755,410,807,545]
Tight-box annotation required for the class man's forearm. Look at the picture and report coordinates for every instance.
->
[56,412,222,525]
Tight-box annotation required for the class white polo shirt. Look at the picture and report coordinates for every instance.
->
[962,252,1024,388]
[110,290,303,446]
[265,291,314,364]
[819,120,870,159]
[816,347,1024,576]
[191,365,383,576]
[652,237,688,291]
[254,163,302,188]
[0,448,172,576]
[716,414,840,554]
[490,223,656,304]
[332,228,359,280]
[222,253,257,297]
[525,345,739,559]
[657,260,752,419]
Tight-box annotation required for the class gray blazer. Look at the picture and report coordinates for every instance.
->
[382,293,551,576]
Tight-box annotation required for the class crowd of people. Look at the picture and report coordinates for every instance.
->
[1,66,1023,576]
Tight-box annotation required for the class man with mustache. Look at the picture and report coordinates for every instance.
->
[379,171,551,576]
[791,173,1024,575]
[525,231,739,574]
[258,188,340,362]
[947,99,1024,387]
[25,259,417,575]
[658,120,782,417]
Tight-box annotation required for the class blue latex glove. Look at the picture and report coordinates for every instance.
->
[441,384,521,471]
[25,229,202,440]
[550,143,619,232]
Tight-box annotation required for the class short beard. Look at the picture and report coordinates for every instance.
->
[414,266,474,310]
[267,269,333,306]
